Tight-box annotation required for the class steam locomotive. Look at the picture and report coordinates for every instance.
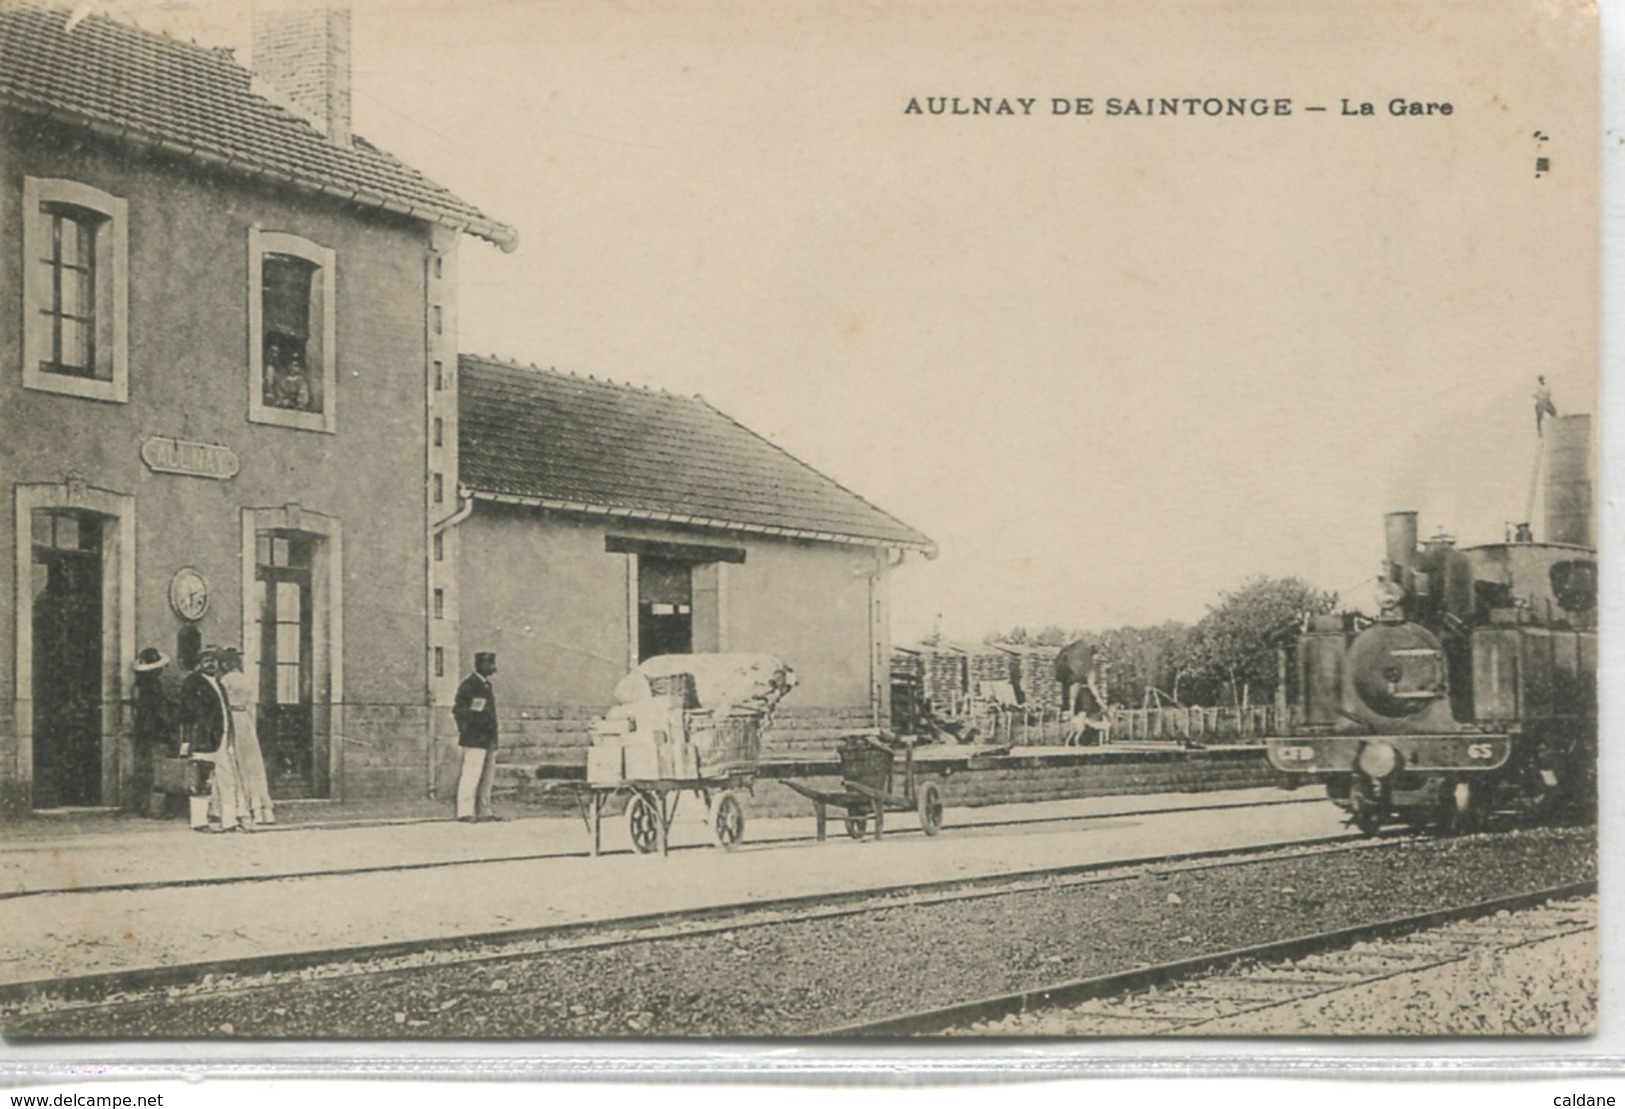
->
[1264,414,1597,834]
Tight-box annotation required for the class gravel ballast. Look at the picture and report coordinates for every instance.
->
[6,826,1594,1039]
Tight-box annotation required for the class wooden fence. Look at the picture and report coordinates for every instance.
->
[944,701,1280,747]
[1106,705,1279,743]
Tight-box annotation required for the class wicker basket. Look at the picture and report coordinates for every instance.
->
[838,734,894,794]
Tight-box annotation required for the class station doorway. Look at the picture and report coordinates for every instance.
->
[30,510,103,808]
[255,530,317,797]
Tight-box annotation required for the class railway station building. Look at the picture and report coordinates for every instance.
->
[0,6,933,815]
[0,6,515,813]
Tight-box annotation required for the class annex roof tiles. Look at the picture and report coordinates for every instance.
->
[458,355,935,553]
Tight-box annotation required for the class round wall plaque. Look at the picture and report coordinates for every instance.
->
[168,567,210,622]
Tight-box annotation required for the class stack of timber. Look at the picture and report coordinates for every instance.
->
[918,644,970,714]
[1002,644,1063,709]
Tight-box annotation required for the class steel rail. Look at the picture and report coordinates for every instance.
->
[814,878,1599,1037]
[0,830,1395,1008]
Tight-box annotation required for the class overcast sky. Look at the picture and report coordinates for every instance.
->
[110,0,1601,643]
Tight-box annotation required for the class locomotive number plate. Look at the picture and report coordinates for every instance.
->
[1274,745,1317,763]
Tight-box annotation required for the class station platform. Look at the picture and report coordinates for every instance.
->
[0,785,1343,994]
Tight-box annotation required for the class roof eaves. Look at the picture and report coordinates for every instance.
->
[0,93,520,251]
[469,489,937,556]
[687,392,935,551]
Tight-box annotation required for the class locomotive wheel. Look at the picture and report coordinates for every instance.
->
[844,802,870,840]
[917,781,944,836]
[1352,811,1382,837]
[711,791,745,851]
[626,792,661,855]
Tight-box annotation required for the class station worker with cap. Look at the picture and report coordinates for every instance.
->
[453,651,501,823]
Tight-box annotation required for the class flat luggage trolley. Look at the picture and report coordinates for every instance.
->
[576,708,765,857]
[786,732,946,842]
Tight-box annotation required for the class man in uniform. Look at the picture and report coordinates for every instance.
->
[453,651,501,823]
[177,647,238,831]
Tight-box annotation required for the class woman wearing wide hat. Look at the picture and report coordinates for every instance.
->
[130,648,171,816]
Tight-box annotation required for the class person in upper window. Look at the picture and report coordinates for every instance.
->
[452,652,502,823]
[269,344,314,411]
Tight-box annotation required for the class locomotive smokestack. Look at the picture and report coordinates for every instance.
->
[1545,413,1593,546]
[1384,510,1419,577]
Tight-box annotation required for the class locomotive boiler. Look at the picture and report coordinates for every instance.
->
[1265,414,1597,834]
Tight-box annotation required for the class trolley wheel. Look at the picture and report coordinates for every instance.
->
[1352,811,1382,837]
[917,780,944,837]
[626,792,661,855]
[843,801,870,840]
[711,791,745,851]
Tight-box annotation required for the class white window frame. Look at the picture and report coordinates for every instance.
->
[21,178,129,403]
[249,227,337,433]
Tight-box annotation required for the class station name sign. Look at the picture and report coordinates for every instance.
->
[141,436,240,480]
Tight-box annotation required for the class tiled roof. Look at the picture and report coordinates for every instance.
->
[458,355,936,553]
[0,6,516,249]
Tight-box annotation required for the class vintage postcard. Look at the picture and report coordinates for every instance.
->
[0,0,1606,1061]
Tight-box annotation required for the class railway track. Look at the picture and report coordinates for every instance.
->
[1,829,1381,1012]
[6,823,1596,1042]
[0,792,1324,903]
[820,881,1597,1037]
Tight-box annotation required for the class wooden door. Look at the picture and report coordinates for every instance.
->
[256,532,315,797]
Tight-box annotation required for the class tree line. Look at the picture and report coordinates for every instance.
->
[979,575,1338,709]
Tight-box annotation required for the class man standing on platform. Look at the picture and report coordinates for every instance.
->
[177,647,245,832]
[453,651,501,823]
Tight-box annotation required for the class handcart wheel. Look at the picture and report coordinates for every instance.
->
[711,791,745,850]
[843,802,870,841]
[626,792,661,855]
[917,780,944,837]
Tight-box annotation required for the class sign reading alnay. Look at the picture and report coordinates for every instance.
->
[141,437,240,480]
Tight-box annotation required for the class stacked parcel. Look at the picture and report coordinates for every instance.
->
[587,653,796,785]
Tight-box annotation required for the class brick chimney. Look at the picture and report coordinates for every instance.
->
[250,7,352,145]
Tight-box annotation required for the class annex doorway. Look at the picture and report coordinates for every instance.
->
[637,555,693,662]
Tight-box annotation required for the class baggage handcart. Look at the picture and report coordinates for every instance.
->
[575,709,764,856]
[785,732,945,842]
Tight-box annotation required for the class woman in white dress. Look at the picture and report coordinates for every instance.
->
[219,647,276,827]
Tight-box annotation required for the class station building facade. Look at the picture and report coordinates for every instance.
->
[0,6,931,815]
[0,7,515,813]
